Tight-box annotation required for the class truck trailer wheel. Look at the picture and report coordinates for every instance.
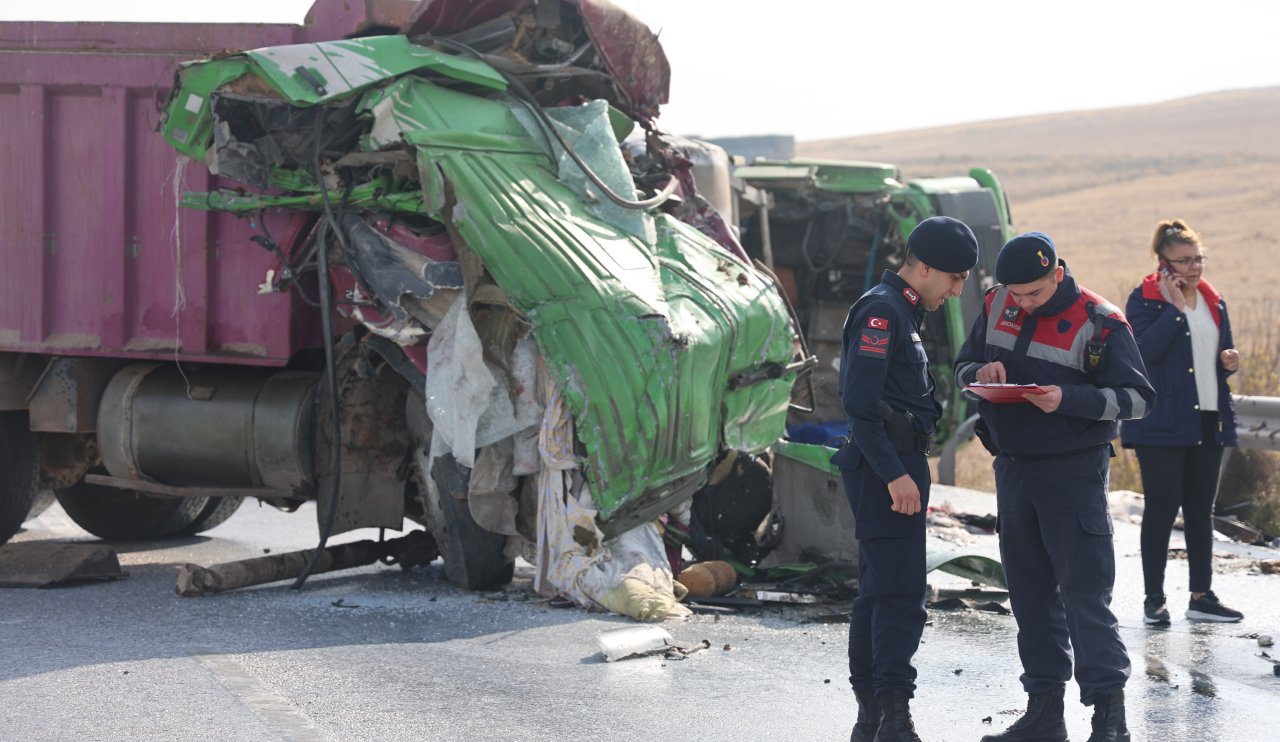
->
[178,496,245,536]
[0,412,41,545]
[429,453,514,591]
[55,473,209,541]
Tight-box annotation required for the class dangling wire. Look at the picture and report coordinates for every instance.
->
[292,111,348,590]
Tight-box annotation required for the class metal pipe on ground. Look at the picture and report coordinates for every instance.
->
[175,530,438,597]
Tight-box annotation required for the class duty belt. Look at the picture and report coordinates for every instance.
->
[849,403,934,455]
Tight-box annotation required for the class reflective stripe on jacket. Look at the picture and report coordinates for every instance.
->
[954,262,1154,456]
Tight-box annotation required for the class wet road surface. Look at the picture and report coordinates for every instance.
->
[2,487,1278,741]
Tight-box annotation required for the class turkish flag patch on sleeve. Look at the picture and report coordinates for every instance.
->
[867,316,889,331]
[857,328,891,358]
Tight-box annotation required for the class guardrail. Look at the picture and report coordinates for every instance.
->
[1233,395,1280,451]
[937,394,1280,485]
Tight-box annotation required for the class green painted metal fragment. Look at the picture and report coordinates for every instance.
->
[245,36,505,105]
[161,35,505,160]
[772,440,839,475]
[181,181,423,213]
[160,59,252,161]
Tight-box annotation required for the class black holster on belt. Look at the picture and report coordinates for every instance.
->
[878,401,932,455]
[973,417,1000,456]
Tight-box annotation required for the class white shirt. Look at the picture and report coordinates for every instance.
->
[1185,297,1219,412]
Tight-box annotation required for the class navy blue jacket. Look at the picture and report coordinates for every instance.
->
[1119,275,1238,447]
[954,263,1154,456]
[832,270,940,483]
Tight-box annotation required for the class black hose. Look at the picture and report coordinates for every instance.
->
[292,113,347,590]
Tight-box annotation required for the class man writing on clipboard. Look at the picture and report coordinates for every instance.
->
[954,232,1154,742]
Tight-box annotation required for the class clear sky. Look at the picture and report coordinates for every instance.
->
[5,0,1277,141]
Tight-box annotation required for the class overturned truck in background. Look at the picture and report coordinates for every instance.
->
[733,159,1015,444]
[0,0,810,609]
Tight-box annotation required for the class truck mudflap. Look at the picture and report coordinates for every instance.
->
[156,6,807,616]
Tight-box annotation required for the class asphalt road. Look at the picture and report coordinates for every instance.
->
[3,488,1279,742]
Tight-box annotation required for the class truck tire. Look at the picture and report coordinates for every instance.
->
[178,496,245,536]
[0,412,41,545]
[55,472,208,541]
[430,453,514,590]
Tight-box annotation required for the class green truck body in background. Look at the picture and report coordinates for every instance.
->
[733,158,1015,444]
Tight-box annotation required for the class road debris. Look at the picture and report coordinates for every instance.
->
[0,542,125,588]
[594,626,711,662]
[175,530,437,596]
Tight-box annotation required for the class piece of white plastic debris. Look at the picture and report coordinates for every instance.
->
[1259,635,1274,648]
[595,625,673,662]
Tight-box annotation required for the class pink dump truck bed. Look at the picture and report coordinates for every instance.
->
[0,1,416,364]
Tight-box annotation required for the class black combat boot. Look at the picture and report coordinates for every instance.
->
[872,688,923,742]
[850,685,879,742]
[1085,689,1130,742]
[979,686,1068,741]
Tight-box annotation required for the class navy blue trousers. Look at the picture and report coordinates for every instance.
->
[994,447,1131,705]
[841,450,929,695]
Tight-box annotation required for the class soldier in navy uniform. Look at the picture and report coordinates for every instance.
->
[833,216,979,742]
[955,233,1154,742]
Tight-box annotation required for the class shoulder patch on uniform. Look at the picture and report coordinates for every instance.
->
[867,316,889,331]
[856,328,891,358]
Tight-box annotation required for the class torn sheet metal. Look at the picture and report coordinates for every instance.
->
[408,99,794,528]
[163,35,506,160]
[339,214,463,327]
[511,99,654,244]
[400,0,670,123]
[0,542,125,588]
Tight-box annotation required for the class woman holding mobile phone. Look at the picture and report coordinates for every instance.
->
[1121,219,1243,624]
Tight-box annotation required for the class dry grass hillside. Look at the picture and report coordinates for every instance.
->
[800,88,1280,500]
[800,87,1280,322]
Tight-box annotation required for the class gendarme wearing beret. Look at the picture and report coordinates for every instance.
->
[996,231,1057,285]
[907,216,979,273]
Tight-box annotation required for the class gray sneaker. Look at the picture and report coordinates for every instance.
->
[1144,595,1170,626]
[1186,591,1243,622]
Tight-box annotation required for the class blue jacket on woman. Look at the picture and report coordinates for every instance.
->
[1120,274,1238,447]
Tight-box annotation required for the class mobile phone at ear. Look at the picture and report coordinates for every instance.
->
[1158,260,1174,280]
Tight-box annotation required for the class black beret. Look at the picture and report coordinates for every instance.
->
[907,216,979,273]
[996,232,1057,285]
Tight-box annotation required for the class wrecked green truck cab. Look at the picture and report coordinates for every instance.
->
[158,30,806,579]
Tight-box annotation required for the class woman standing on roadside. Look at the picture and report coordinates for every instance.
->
[1121,219,1243,624]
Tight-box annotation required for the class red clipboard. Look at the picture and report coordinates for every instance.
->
[966,383,1047,404]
